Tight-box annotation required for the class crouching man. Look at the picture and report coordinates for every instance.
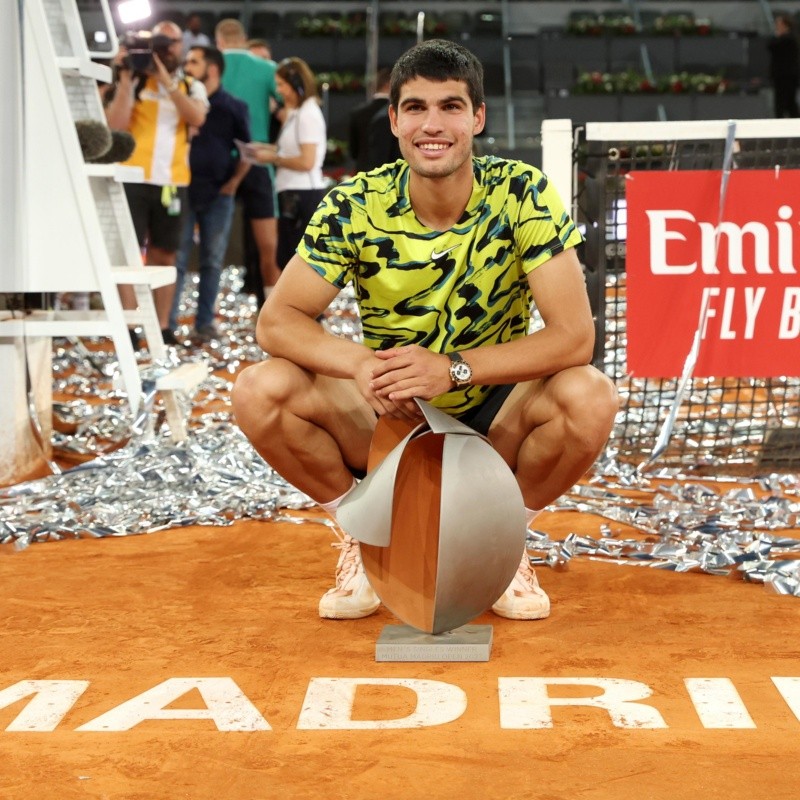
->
[232,40,618,622]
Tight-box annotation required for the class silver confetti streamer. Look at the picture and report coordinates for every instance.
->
[4,268,800,602]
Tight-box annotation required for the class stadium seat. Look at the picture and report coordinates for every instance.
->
[249,12,281,40]
[440,11,474,39]
[473,10,503,37]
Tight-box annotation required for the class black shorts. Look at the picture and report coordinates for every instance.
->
[348,384,515,479]
[237,166,276,220]
[454,384,515,436]
[124,183,187,252]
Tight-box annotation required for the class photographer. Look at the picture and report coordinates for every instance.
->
[105,20,208,346]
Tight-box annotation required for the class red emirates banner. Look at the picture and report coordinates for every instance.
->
[625,170,800,378]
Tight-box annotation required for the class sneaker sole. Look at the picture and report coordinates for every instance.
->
[491,604,551,621]
[319,602,380,620]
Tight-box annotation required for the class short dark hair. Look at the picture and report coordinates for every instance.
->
[389,39,484,111]
[190,45,225,76]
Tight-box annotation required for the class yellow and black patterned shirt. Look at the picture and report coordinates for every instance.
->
[298,155,583,414]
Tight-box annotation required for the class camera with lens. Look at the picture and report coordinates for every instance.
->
[120,30,175,73]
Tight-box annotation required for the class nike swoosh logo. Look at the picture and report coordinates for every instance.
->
[431,245,459,261]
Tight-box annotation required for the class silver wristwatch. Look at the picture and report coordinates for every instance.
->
[447,351,473,387]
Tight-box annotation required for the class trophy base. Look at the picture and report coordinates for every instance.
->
[375,624,493,662]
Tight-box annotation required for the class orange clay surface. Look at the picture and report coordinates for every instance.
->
[1,508,800,800]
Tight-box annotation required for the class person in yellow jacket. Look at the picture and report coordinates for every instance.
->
[105,21,208,345]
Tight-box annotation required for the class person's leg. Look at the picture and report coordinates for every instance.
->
[488,365,618,511]
[774,82,796,118]
[487,364,618,620]
[147,247,178,332]
[169,207,197,331]
[232,358,377,503]
[235,177,264,304]
[195,194,235,332]
[146,187,187,336]
[775,85,787,118]
[250,216,280,288]
[232,359,381,618]
[240,210,265,305]
[239,167,280,292]
[123,182,150,254]
[276,212,297,271]
[120,183,150,317]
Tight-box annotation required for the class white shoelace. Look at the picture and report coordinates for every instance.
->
[512,555,541,593]
[330,533,361,591]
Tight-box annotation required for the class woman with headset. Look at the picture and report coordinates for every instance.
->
[250,57,328,270]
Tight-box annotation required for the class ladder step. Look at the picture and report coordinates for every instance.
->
[56,57,112,82]
[112,266,176,289]
[0,311,111,337]
[123,310,146,325]
[0,310,170,335]
[86,164,145,183]
[155,362,209,392]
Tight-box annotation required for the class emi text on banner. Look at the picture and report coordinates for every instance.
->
[625,169,800,378]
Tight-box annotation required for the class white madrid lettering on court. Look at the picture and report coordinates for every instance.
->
[772,677,800,722]
[684,678,756,729]
[75,678,270,732]
[0,680,90,732]
[498,678,667,729]
[296,678,467,730]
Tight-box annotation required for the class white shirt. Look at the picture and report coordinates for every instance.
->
[183,31,211,52]
[275,99,327,192]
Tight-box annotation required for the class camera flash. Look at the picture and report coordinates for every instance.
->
[117,0,152,25]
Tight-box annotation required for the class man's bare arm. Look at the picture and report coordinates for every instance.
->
[152,54,208,128]
[219,158,250,195]
[259,255,420,418]
[167,84,208,127]
[104,70,134,130]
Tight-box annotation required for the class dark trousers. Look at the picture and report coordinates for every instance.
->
[774,80,799,117]
[240,215,264,306]
[277,189,328,270]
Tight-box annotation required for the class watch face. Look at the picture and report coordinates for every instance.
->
[452,362,471,382]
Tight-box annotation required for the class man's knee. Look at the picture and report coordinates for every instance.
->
[231,359,300,430]
[556,366,618,448]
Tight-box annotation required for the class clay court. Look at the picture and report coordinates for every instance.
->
[2,272,800,799]
[2,482,800,800]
